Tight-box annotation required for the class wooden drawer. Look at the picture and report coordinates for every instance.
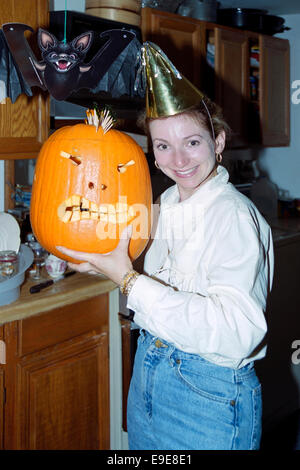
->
[18,294,109,356]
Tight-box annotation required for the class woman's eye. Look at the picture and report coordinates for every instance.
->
[188,140,200,147]
[157,143,168,150]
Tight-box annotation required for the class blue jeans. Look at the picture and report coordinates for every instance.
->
[127,330,262,450]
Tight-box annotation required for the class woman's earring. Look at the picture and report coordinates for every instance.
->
[154,160,160,169]
[216,153,223,163]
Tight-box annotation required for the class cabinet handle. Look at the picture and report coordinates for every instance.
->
[0,340,6,364]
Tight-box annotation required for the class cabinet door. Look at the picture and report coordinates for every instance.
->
[0,326,4,450]
[0,369,3,450]
[15,333,109,450]
[214,27,249,146]
[0,0,49,159]
[259,35,290,147]
[141,8,205,88]
[4,295,110,450]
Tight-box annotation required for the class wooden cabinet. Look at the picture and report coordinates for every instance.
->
[214,27,249,146]
[0,367,3,450]
[0,326,4,449]
[1,294,110,450]
[0,0,49,159]
[141,7,290,147]
[142,9,205,87]
[259,35,290,146]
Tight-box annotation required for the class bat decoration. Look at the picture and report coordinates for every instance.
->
[36,29,94,100]
[0,28,33,103]
[1,22,145,102]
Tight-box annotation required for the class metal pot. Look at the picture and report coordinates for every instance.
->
[217,8,289,35]
[177,0,218,23]
[262,14,289,35]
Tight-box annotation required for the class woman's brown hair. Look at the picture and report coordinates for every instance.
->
[137,95,231,142]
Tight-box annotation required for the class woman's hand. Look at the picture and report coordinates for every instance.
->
[56,225,133,286]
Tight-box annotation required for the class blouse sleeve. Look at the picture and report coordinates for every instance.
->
[127,208,274,363]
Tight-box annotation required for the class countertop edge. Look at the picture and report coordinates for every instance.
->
[0,274,117,325]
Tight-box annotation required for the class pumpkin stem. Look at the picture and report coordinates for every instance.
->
[85,106,116,134]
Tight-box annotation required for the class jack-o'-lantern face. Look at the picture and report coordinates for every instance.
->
[30,116,152,263]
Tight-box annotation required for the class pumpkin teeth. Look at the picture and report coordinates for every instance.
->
[57,195,134,224]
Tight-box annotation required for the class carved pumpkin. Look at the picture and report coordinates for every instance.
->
[30,111,152,263]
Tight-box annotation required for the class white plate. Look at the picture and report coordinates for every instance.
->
[0,226,10,250]
[0,227,7,251]
[0,212,21,253]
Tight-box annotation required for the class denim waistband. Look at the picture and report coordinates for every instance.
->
[138,329,255,384]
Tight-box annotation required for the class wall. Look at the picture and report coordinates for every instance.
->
[256,14,300,199]
[49,0,85,12]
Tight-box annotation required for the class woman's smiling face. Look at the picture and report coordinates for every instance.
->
[149,113,225,201]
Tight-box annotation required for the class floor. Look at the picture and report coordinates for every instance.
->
[260,409,300,450]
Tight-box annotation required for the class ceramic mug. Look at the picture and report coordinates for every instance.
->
[45,254,67,278]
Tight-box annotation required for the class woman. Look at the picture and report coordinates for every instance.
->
[58,43,274,450]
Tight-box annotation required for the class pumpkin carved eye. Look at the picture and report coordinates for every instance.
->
[117,160,135,173]
[60,150,82,166]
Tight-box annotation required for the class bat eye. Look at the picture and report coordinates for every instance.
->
[70,54,77,60]
[49,52,57,58]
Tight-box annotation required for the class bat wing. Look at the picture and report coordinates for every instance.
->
[0,28,33,103]
[2,23,46,90]
[77,29,139,90]
[92,36,145,98]
[66,31,145,109]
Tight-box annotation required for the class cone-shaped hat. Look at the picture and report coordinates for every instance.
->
[141,41,205,119]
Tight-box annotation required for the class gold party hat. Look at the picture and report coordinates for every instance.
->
[141,42,205,119]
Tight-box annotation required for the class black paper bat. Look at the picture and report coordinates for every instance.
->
[35,28,95,100]
[1,22,144,103]
[0,28,33,103]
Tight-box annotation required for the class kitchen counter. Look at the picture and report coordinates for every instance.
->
[0,270,116,325]
[269,216,300,246]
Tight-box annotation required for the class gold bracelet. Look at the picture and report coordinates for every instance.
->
[120,270,136,290]
[125,272,140,296]
[120,270,140,296]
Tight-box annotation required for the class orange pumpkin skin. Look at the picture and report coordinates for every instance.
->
[30,123,152,263]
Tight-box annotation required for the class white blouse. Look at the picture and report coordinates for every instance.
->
[127,165,274,369]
